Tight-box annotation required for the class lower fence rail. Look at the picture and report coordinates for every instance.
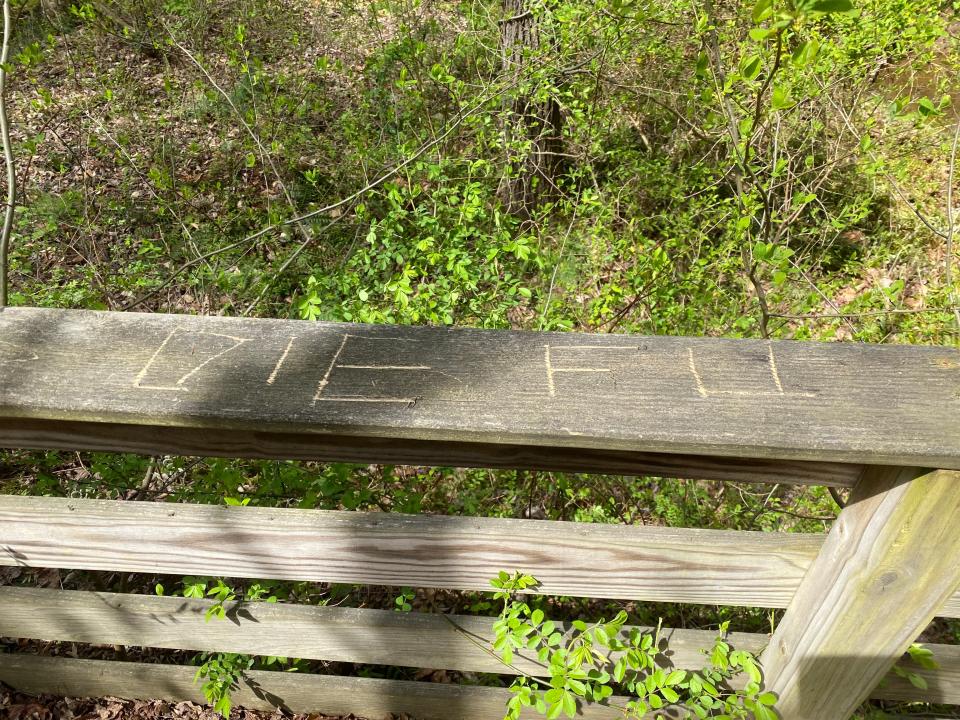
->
[0,650,956,720]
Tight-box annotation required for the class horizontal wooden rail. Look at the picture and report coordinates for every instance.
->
[0,654,626,719]
[0,586,764,676]
[0,651,956,717]
[1,307,957,473]
[3,496,960,616]
[1,586,956,704]
[0,495,820,608]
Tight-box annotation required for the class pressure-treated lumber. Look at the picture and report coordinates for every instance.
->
[870,642,960,705]
[1,306,958,470]
[0,495,822,608]
[3,586,958,704]
[761,467,960,719]
[0,654,634,719]
[0,586,764,676]
[4,495,960,617]
[2,647,959,714]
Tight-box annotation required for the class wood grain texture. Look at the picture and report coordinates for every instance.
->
[761,468,960,718]
[0,495,821,608]
[1,648,958,715]
[0,654,631,719]
[3,495,960,617]
[4,586,958,703]
[871,642,960,705]
[1,306,957,469]
[0,586,765,676]
[0,418,863,487]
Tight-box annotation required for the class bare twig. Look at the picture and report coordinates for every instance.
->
[162,22,313,248]
[828,486,847,510]
[946,118,959,329]
[0,0,15,307]
[120,236,255,311]
[699,0,775,338]
[240,209,353,317]
[769,308,937,319]
[538,203,578,330]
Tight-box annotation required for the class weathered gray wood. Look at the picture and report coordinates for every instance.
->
[0,495,821,608]
[2,648,958,714]
[0,586,764,676]
[0,654,633,719]
[5,586,958,703]
[761,468,960,718]
[3,495,960,617]
[871,642,960,705]
[0,418,863,487]
[1,307,957,470]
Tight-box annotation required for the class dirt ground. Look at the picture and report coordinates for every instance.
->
[0,688,356,720]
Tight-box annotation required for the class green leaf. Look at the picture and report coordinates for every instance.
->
[752,0,773,21]
[907,644,939,670]
[804,0,855,12]
[695,52,709,79]
[758,692,778,705]
[710,644,729,670]
[918,97,939,117]
[771,85,794,110]
[740,54,762,81]
[792,39,820,67]
[755,704,778,720]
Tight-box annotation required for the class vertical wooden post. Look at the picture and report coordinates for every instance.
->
[762,467,960,719]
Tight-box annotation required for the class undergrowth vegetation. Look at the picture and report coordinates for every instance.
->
[1,0,959,717]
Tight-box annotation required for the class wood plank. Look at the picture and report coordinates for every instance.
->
[1,648,958,715]
[3,496,960,617]
[6,586,957,703]
[1,307,957,470]
[0,495,822,608]
[761,468,960,718]
[871,642,960,705]
[0,418,863,487]
[0,654,630,719]
[0,586,765,676]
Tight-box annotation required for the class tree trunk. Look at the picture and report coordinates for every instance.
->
[498,0,563,217]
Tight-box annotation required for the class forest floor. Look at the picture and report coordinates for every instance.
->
[1,689,348,720]
[2,0,959,718]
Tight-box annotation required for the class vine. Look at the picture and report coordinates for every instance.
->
[489,572,778,720]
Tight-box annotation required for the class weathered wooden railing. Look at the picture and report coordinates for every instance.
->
[0,306,958,719]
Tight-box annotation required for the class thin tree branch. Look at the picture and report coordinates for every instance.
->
[161,22,313,249]
[0,0,15,308]
[769,308,938,319]
[945,117,960,330]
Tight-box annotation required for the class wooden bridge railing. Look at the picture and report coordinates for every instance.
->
[0,306,959,719]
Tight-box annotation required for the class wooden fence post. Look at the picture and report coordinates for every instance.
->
[762,467,960,719]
